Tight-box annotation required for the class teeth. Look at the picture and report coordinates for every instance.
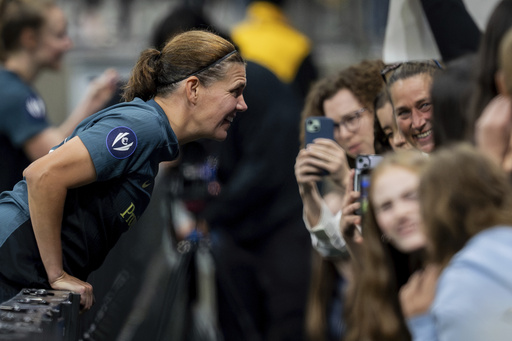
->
[226,117,233,123]
[415,129,432,139]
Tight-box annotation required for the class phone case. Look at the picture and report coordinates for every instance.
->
[305,117,334,145]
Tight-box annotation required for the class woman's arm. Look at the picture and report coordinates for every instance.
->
[23,69,119,161]
[23,136,97,309]
[400,265,441,341]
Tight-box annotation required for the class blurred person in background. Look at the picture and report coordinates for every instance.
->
[202,59,312,340]
[0,0,119,193]
[468,0,512,141]
[342,149,429,341]
[231,0,318,101]
[295,60,391,340]
[429,53,477,147]
[404,143,512,341]
[418,0,481,62]
[471,1,512,174]
[295,59,390,258]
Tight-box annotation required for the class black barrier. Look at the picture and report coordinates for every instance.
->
[0,288,80,341]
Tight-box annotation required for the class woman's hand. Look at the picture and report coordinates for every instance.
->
[295,147,324,188]
[309,139,349,187]
[475,95,512,173]
[82,68,120,112]
[296,139,349,188]
[50,271,95,311]
[399,264,441,318]
[340,169,362,242]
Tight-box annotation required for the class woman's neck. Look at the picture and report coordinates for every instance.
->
[4,52,39,83]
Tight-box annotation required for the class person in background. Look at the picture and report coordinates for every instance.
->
[430,53,477,147]
[231,0,318,101]
[201,39,312,341]
[0,0,119,192]
[0,29,247,310]
[374,89,412,151]
[382,60,443,153]
[342,149,429,341]
[473,6,512,174]
[295,59,390,258]
[468,0,512,141]
[296,60,391,341]
[418,0,481,62]
[404,143,512,341]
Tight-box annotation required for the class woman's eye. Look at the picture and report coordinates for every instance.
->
[377,202,392,212]
[419,102,432,112]
[346,115,357,124]
[404,190,418,200]
[397,110,410,119]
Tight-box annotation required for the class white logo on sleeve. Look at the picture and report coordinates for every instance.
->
[106,126,138,159]
[112,132,134,151]
[25,95,46,119]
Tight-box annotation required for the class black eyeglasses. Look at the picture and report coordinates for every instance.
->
[333,108,367,133]
[381,59,443,84]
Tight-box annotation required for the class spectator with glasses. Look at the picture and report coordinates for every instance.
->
[294,59,391,258]
[294,59,391,341]
[381,60,443,154]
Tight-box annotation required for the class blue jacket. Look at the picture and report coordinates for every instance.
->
[408,226,512,341]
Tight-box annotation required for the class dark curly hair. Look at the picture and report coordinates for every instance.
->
[299,59,390,165]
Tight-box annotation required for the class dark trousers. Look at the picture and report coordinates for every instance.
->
[211,222,312,341]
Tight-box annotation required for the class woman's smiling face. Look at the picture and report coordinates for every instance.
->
[371,165,426,253]
[389,74,435,153]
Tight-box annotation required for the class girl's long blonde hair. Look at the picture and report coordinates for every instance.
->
[344,149,428,341]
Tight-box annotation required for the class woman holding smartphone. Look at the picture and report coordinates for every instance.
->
[343,149,429,341]
[294,59,390,257]
[295,59,392,340]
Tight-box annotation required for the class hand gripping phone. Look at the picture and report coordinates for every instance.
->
[304,117,335,176]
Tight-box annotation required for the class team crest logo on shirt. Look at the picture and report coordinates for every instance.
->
[106,126,138,159]
[25,95,46,119]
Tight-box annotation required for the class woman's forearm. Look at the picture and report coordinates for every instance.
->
[25,162,67,282]
[300,182,324,227]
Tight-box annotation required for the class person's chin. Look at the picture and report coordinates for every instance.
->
[212,129,228,141]
[416,141,435,153]
[395,236,426,253]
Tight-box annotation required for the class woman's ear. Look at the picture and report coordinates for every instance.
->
[19,27,38,50]
[185,76,200,105]
[495,70,508,96]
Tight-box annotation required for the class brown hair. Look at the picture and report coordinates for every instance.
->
[344,149,428,341]
[499,27,512,95]
[299,59,388,155]
[122,29,244,102]
[305,251,341,341]
[383,60,442,90]
[467,0,512,140]
[0,0,56,61]
[420,143,512,267]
